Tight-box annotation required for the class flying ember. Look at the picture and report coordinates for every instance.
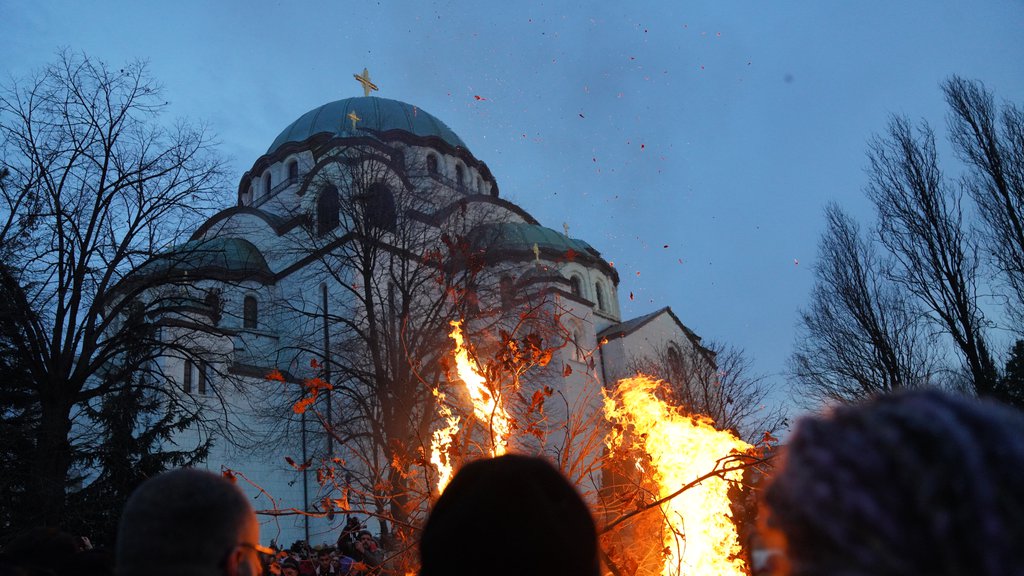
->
[604,375,751,576]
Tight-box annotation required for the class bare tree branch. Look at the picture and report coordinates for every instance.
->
[0,50,226,531]
[791,204,942,404]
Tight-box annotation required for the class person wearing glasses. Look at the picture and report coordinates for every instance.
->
[115,468,271,576]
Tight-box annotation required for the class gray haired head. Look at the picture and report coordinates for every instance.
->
[765,390,1024,576]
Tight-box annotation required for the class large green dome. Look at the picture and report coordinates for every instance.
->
[267,97,467,154]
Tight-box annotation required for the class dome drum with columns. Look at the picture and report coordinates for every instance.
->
[239,97,498,211]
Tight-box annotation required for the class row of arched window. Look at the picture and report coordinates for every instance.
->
[315,183,397,236]
[569,274,611,313]
[203,289,258,330]
[243,150,496,207]
[243,158,302,205]
[180,294,258,394]
[425,152,489,195]
[182,358,208,395]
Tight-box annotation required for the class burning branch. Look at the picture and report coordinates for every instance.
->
[447,320,512,456]
[600,452,767,534]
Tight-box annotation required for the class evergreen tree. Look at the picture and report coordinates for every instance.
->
[0,268,38,544]
[997,340,1024,409]
[64,377,210,545]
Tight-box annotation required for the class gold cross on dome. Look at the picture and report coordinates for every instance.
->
[347,111,361,131]
[563,222,570,237]
[353,68,379,97]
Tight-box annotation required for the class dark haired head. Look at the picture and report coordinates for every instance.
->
[419,454,599,576]
[1,527,80,575]
[115,468,259,576]
[764,390,1024,576]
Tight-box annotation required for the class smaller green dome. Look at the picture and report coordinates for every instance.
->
[141,237,271,280]
[267,97,467,154]
[470,223,597,255]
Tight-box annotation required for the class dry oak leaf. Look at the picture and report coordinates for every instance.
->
[293,396,316,414]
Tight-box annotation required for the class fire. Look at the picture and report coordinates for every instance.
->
[604,375,751,576]
[448,320,512,456]
[429,386,460,494]
[429,320,513,494]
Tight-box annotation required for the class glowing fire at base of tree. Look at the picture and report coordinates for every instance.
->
[430,321,514,494]
[604,375,752,576]
[447,320,512,456]
[429,386,460,494]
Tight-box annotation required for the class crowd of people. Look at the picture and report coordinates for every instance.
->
[275,523,383,576]
[1,389,1022,576]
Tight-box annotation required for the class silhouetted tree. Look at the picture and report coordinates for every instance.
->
[61,322,211,546]
[945,77,1024,328]
[867,113,998,396]
[791,77,1024,405]
[0,50,224,529]
[0,263,39,543]
[258,142,514,568]
[791,204,940,404]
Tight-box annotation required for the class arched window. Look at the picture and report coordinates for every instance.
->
[569,275,583,298]
[476,176,483,193]
[500,275,514,306]
[426,154,439,175]
[595,282,606,311]
[183,358,193,393]
[204,289,222,325]
[361,182,396,231]
[667,344,685,375]
[198,360,208,395]
[317,185,340,235]
[243,295,258,329]
[241,186,253,206]
[184,359,209,395]
[455,164,464,187]
[287,159,299,183]
[263,172,272,198]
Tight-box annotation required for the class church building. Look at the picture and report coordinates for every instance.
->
[149,79,708,547]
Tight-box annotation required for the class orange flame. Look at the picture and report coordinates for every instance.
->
[429,386,460,494]
[604,375,751,576]
[448,320,511,456]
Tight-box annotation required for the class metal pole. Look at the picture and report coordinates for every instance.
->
[322,284,333,454]
[301,410,310,543]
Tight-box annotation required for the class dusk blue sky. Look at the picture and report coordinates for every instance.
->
[3,1,1023,414]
